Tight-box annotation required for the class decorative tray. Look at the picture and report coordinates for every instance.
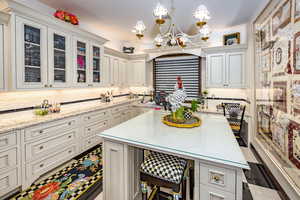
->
[162,115,202,128]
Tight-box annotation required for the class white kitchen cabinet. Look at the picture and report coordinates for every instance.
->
[112,57,120,86]
[48,28,71,88]
[119,59,127,86]
[206,52,245,88]
[0,24,4,90]
[102,55,111,86]
[73,36,90,87]
[130,60,146,86]
[16,16,48,89]
[104,141,125,200]
[90,43,103,87]
[226,52,245,88]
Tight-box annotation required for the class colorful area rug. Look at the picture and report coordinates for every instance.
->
[11,146,102,200]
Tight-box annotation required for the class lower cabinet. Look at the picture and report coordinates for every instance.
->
[103,141,125,200]
[0,101,142,198]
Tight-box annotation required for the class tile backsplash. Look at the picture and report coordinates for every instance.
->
[0,87,149,111]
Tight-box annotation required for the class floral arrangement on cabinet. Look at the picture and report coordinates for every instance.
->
[54,10,79,25]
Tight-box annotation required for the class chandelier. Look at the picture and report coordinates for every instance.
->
[132,1,211,48]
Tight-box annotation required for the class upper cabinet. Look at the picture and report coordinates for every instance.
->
[205,48,246,89]
[16,16,48,89]
[74,37,89,87]
[130,60,146,87]
[91,44,102,86]
[48,28,71,88]
[0,23,4,90]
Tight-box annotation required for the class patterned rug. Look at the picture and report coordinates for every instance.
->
[10,146,102,200]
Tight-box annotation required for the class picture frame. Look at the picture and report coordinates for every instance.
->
[272,0,291,37]
[292,81,300,115]
[223,32,240,46]
[288,121,300,169]
[273,81,288,113]
[295,0,300,23]
[294,32,300,74]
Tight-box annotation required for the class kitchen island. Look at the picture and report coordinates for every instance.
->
[99,110,249,200]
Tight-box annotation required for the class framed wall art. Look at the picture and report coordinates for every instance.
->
[294,32,300,74]
[292,81,300,115]
[223,32,240,46]
[271,120,287,153]
[295,0,300,23]
[262,51,271,72]
[273,81,288,113]
[272,0,291,37]
[288,120,300,169]
[272,39,290,76]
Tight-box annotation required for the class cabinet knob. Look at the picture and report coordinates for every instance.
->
[68,135,72,139]
[44,84,48,88]
[40,163,44,168]
[39,130,43,134]
[87,128,91,131]
[68,122,72,126]
[49,85,53,88]
[39,146,44,150]
[68,150,72,154]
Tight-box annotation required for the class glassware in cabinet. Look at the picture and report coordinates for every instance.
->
[92,46,101,83]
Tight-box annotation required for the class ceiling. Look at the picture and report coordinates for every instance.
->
[39,0,268,43]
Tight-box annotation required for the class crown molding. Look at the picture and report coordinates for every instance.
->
[0,11,9,24]
[202,44,248,54]
[0,0,109,44]
[104,46,148,60]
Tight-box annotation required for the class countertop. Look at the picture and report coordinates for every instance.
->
[100,110,249,169]
[0,97,141,134]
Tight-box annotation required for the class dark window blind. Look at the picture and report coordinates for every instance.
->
[154,55,201,99]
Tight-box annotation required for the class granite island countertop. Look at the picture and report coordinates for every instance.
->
[0,97,142,134]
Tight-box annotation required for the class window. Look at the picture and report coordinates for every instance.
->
[154,55,201,99]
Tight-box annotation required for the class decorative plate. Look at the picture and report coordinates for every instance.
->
[162,115,201,128]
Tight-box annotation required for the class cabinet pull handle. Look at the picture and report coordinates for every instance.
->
[111,149,118,152]
[40,163,44,168]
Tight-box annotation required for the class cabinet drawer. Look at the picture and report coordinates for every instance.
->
[85,120,109,137]
[83,110,110,124]
[25,129,78,161]
[84,136,101,150]
[0,169,18,197]
[26,145,76,179]
[0,148,17,173]
[111,105,129,115]
[24,117,78,142]
[0,132,17,150]
[200,184,235,200]
[200,163,236,193]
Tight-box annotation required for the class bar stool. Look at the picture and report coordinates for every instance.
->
[222,103,246,137]
[140,151,187,200]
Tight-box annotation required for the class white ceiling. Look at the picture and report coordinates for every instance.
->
[39,0,268,43]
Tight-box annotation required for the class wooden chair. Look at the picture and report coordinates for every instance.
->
[140,151,188,200]
[222,103,246,137]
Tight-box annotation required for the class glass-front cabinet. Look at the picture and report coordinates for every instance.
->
[91,44,102,86]
[16,16,47,89]
[48,29,71,88]
[74,37,89,86]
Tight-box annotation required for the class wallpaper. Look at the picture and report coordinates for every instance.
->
[255,0,300,189]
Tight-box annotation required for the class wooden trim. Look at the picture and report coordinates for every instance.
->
[250,144,291,200]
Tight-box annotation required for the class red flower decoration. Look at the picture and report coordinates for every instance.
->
[54,10,79,25]
[54,10,65,20]
[32,182,60,200]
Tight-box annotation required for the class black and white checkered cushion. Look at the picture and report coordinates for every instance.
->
[140,152,187,184]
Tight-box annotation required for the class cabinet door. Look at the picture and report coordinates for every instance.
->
[102,55,111,86]
[90,43,103,87]
[206,54,226,88]
[48,29,71,88]
[119,59,126,86]
[73,37,90,87]
[132,60,146,86]
[104,141,125,200]
[112,58,119,86]
[0,25,3,90]
[16,16,48,89]
[226,52,245,88]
